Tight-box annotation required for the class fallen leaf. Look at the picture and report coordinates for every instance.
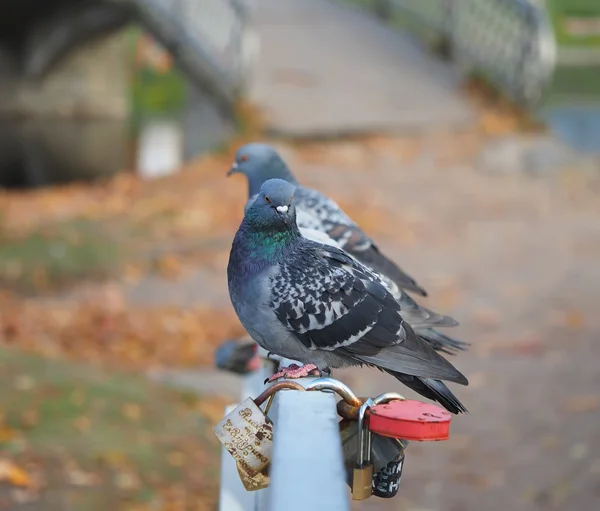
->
[114,470,140,490]
[562,395,599,414]
[564,311,585,329]
[73,416,92,432]
[157,255,183,279]
[197,396,232,425]
[0,427,16,443]
[479,110,519,135]
[121,403,141,421]
[167,451,186,467]
[98,451,126,467]
[0,459,31,487]
[66,463,99,487]
[492,335,543,357]
[472,307,501,327]
[20,409,39,428]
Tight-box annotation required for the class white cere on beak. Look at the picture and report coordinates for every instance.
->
[231,161,238,169]
[276,205,289,213]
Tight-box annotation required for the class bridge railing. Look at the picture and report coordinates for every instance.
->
[113,0,258,115]
[349,0,557,106]
[218,354,350,511]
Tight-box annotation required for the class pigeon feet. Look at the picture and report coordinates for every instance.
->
[265,363,322,383]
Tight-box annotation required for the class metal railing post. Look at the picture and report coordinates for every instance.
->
[218,353,351,511]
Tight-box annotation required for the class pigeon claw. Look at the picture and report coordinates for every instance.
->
[265,363,321,383]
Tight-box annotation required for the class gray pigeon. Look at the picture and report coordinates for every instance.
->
[228,143,469,356]
[228,179,468,414]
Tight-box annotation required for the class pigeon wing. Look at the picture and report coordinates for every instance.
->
[295,186,427,296]
[269,243,465,383]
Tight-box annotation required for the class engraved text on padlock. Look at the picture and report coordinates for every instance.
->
[213,397,273,491]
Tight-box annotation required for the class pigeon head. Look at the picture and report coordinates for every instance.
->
[228,143,298,197]
[244,178,298,232]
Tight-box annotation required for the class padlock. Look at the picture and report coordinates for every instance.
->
[340,418,408,498]
[339,392,447,499]
[372,451,405,498]
[212,381,305,491]
[352,398,374,500]
[369,399,452,441]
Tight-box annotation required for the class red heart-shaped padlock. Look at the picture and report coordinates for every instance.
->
[368,400,452,441]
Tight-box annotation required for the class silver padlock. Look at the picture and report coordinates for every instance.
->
[213,381,305,491]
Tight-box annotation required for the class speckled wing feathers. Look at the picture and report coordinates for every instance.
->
[268,242,465,383]
[294,186,428,296]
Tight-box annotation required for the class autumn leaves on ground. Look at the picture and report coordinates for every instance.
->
[0,106,268,511]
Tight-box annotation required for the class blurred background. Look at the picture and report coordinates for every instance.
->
[0,0,599,509]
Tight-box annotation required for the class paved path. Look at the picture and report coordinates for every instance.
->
[248,0,475,137]
[147,133,600,511]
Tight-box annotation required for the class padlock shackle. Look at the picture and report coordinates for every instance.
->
[306,377,362,407]
[337,391,407,421]
[373,392,406,406]
[254,381,306,406]
[357,398,374,467]
[337,399,367,421]
[253,377,364,415]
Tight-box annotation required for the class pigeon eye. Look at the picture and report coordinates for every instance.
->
[241,154,249,162]
[264,196,271,204]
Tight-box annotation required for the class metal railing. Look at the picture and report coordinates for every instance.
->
[348,0,557,105]
[218,352,350,511]
[111,0,258,115]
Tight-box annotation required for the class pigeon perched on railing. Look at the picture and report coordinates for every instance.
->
[227,143,469,356]
[227,179,468,414]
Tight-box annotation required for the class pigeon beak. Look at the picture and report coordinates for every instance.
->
[226,162,238,176]
[275,204,294,225]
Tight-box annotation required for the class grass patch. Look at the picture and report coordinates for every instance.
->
[548,0,600,47]
[545,65,600,100]
[0,347,220,510]
[0,218,124,293]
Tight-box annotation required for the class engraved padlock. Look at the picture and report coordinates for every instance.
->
[212,381,304,491]
[340,418,408,498]
[352,398,374,500]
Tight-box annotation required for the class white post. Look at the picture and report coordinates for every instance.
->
[266,389,350,511]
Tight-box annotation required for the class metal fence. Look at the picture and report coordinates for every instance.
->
[351,0,557,105]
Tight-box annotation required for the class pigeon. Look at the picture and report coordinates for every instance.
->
[227,143,469,356]
[227,179,468,413]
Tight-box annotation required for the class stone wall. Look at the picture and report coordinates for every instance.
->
[0,30,130,120]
